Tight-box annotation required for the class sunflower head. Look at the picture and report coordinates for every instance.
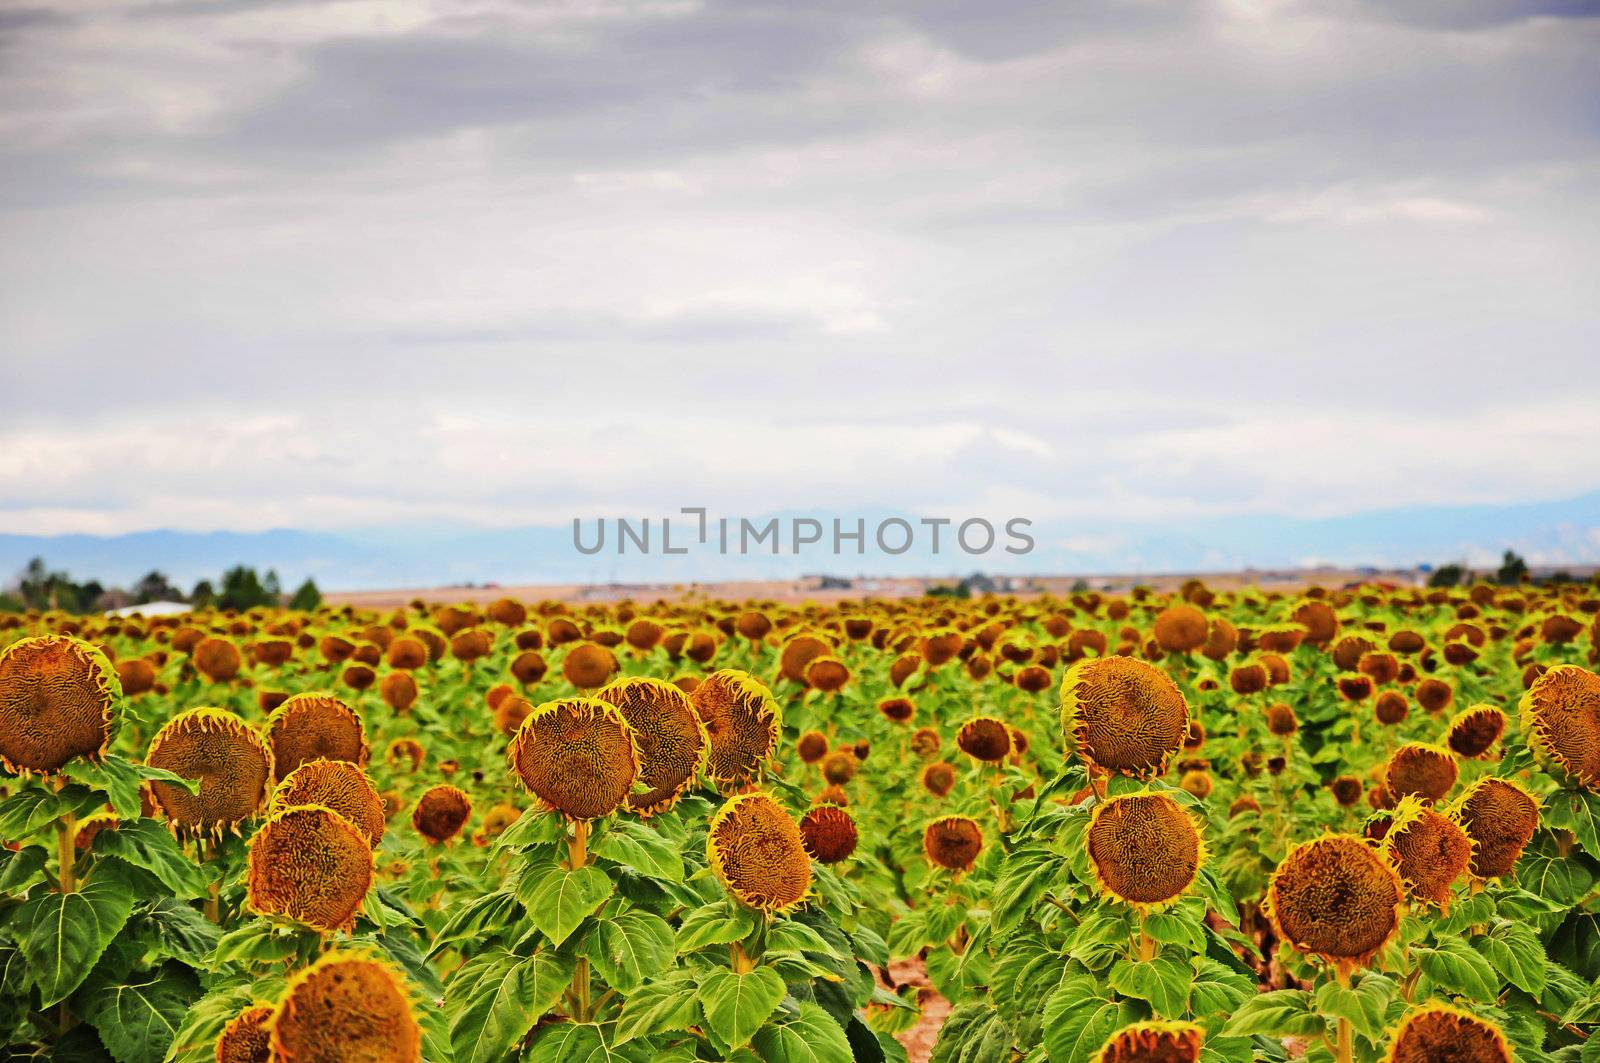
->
[923,816,983,872]
[1153,605,1208,654]
[878,697,915,724]
[147,707,272,836]
[1266,703,1298,736]
[799,804,858,864]
[821,749,857,785]
[1451,777,1539,879]
[508,697,640,820]
[597,676,707,816]
[0,635,121,775]
[910,727,941,758]
[267,950,421,1063]
[266,692,369,784]
[796,731,829,764]
[690,669,781,789]
[246,804,373,933]
[1375,691,1410,725]
[271,758,385,847]
[1381,798,1472,908]
[1086,790,1205,912]
[1061,656,1189,778]
[1519,664,1600,789]
[956,716,1012,763]
[921,760,957,797]
[194,637,243,683]
[706,792,811,912]
[1265,833,1403,968]
[412,784,472,844]
[1382,1002,1513,1063]
[1385,743,1458,803]
[804,656,850,693]
[779,635,832,684]
[562,642,618,689]
[1445,704,1506,760]
[1093,1020,1204,1063]
[215,1004,274,1063]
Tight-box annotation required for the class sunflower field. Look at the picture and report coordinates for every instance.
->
[1,580,1599,1063]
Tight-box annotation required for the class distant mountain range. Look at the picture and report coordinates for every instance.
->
[3,492,1598,592]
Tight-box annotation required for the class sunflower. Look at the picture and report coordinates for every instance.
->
[706,792,811,912]
[412,785,472,844]
[267,950,421,1063]
[821,749,857,785]
[878,697,915,724]
[956,716,1012,763]
[1093,1020,1204,1063]
[1519,664,1600,789]
[194,637,242,683]
[1445,704,1506,760]
[1265,703,1298,737]
[1381,798,1471,908]
[923,816,983,872]
[0,635,120,775]
[562,642,618,689]
[1085,790,1205,912]
[272,759,386,847]
[1061,656,1189,778]
[799,804,858,864]
[147,708,272,836]
[596,677,707,816]
[1382,1002,1512,1063]
[796,731,829,764]
[507,697,639,820]
[379,671,418,713]
[1265,833,1403,968]
[779,635,832,684]
[1153,605,1208,653]
[1451,777,1539,879]
[215,1004,274,1063]
[1375,691,1410,725]
[246,804,373,933]
[921,761,957,798]
[690,670,781,789]
[266,692,368,784]
[1385,744,1457,803]
[804,656,851,693]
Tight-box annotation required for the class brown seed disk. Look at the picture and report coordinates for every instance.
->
[148,708,272,834]
[246,805,372,933]
[691,670,779,787]
[923,816,983,872]
[597,677,706,815]
[273,759,386,847]
[266,693,368,784]
[1266,834,1401,965]
[0,635,119,774]
[268,952,421,1063]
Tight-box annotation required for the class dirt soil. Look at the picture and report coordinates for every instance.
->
[887,956,951,1063]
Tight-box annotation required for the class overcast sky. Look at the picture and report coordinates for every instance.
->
[3,0,1598,562]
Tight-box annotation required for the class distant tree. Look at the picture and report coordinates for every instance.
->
[1427,564,1465,588]
[1496,550,1529,586]
[134,570,184,604]
[0,591,23,614]
[217,566,272,611]
[191,580,216,608]
[1544,571,1574,585]
[289,578,323,612]
[1070,579,1091,593]
[263,569,283,603]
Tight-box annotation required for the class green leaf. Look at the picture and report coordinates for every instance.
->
[677,900,758,952]
[1416,937,1500,1002]
[78,963,201,1063]
[1314,973,1394,1043]
[447,948,575,1063]
[0,784,103,841]
[163,984,280,1063]
[212,919,310,967]
[93,819,212,898]
[0,844,47,894]
[1042,976,1137,1063]
[765,920,839,958]
[14,871,136,1005]
[519,864,614,947]
[1218,991,1325,1039]
[989,847,1057,934]
[593,819,685,882]
[1546,789,1600,858]
[1476,920,1547,997]
[525,1022,642,1063]
[580,911,674,993]
[614,971,704,1046]
[699,966,787,1050]
[491,808,563,853]
[1108,953,1190,1019]
[430,889,521,957]
[750,1002,855,1063]
[64,757,197,820]
[1190,959,1255,1019]
[138,898,221,967]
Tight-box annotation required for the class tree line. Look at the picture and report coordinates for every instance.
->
[0,557,321,614]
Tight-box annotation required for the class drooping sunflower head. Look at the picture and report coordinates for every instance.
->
[779,634,832,684]
[878,697,915,724]
[271,758,385,847]
[245,804,373,933]
[215,1003,274,1063]
[1375,691,1410,725]
[690,669,781,789]
[921,760,957,797]
[596,676,708,816]
[561,642,618,689]
[267,950,421,1063]
[1265,833,1403,968]
[1086,790,1205,912]
[798,803,858,864]
[956,716,1012,763]
[1450,777,1539,879]
[1153,605,1208,654]
[1445,704,1507,760]
[412,784,472,844]
[821,749,857,785]
[508,697,639,820]
[147,707,272,836]
[1381,798,1472,908]
[1266,703,1298,737]
[706,791,812,912]
[923,815,984,872]
[1385,743,1458,803]
[0,634,121,775]
[1519,664,1600,789]
[1093,1020,1204,1063]
[804,656,851,693]
[266,692,369,784]
[1061,656,1189,778]
[910,727,941,758]
[194,636,243,682]
[1330,775,1364,807]
[796,731,829,764]
[1382,1002,1512,1063]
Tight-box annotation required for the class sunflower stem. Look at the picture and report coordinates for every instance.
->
[57,815,76,895]
[1333,965,1354,1063]
[569,819,592,1020]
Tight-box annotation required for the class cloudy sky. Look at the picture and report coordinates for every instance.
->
[3,0,1599,572]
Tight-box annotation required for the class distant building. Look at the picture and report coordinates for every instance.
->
[105,601,190,618]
